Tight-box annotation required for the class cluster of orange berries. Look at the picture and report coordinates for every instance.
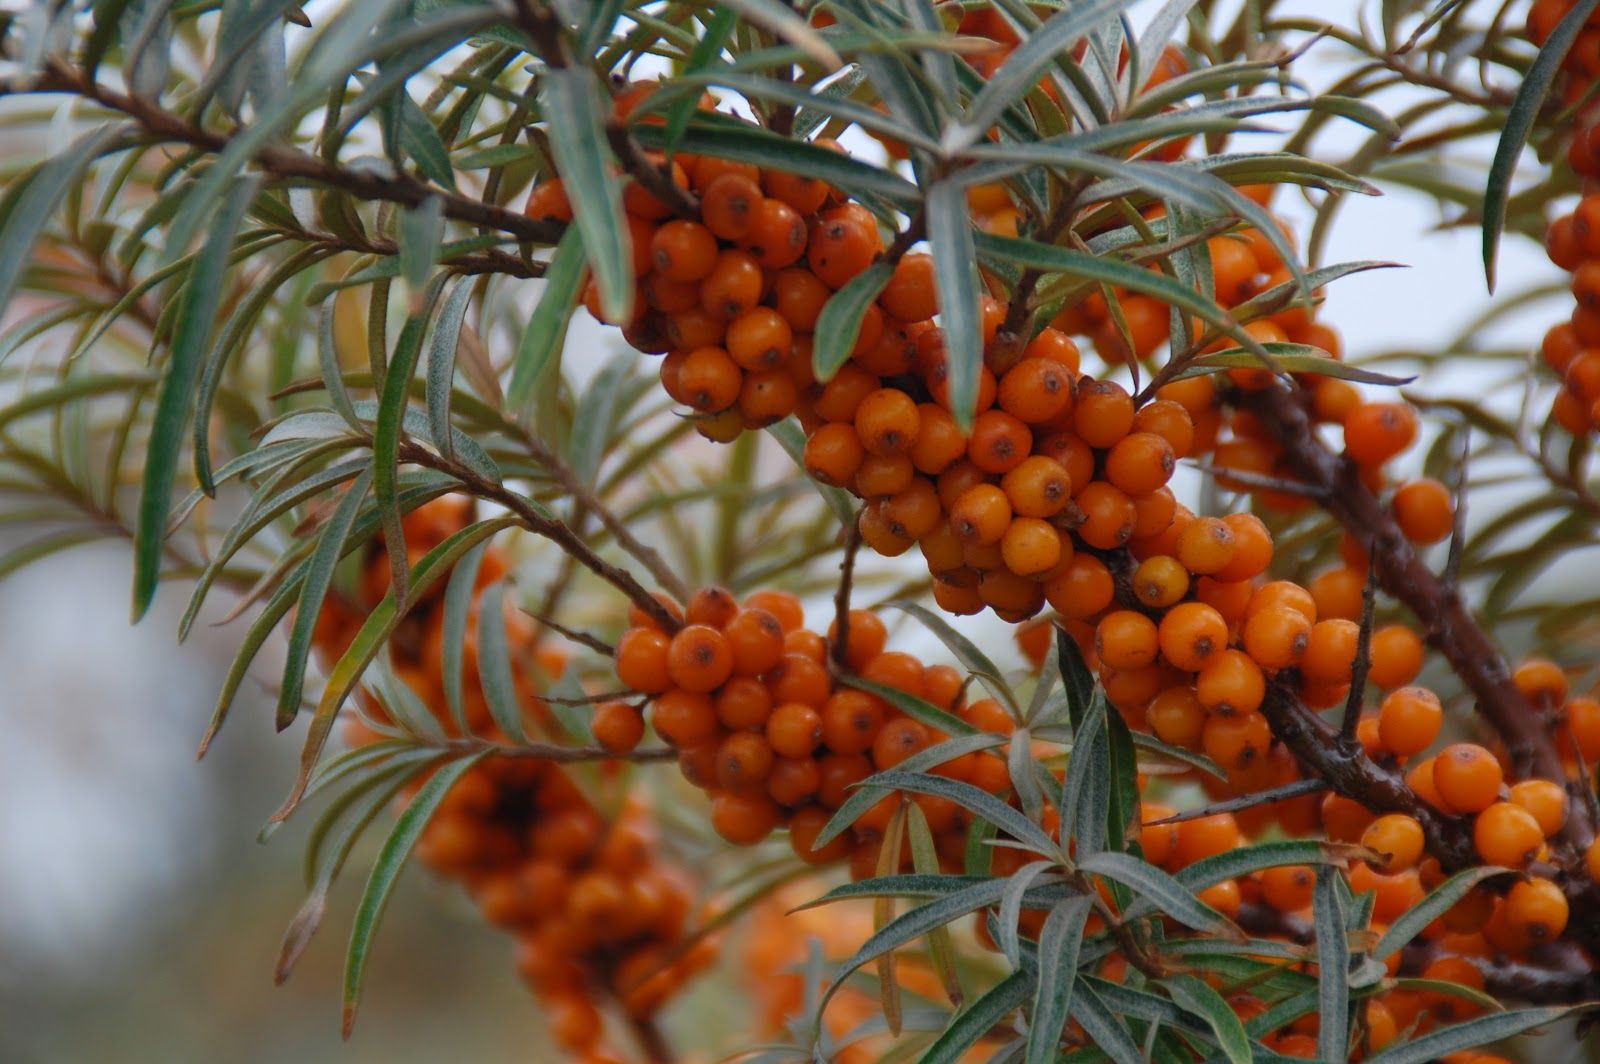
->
[611,585,1007,879]
[1532,0,1600,433]
[311,498,711,1063]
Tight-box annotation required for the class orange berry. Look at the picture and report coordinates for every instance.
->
[652,689,720,747]
[1074,379,1135,448]
[1000,518,1063,576]
[1132,555,1190,608]
[1435,743,1503,814]
[714,675,773,731]
[1202,711,1272,770]
[717,730,776,790]
[1377,686,1443,757]
[1074,480,1136,550]
[650,219,719,282]
[773,267,831,331]
[1104,432,1176,495]
[804,422,866,487]
[873,717,930,770]
[1001,455,1072,518]
[855,388,922,457]
[968,409,1033,475]
[1241,605,1312,670]
[667,624,735,692]
[1309,567,1366,622]
[1196,650,1266,716]
[1504,877,1569,942]
[879,252,938,322]
[1361,814,1424,872]
[1172,812,1241,869]
[711,791,781,844]
[700,248,764,318]
[1045,554,1115,619]
[949,484,1012,545]
[1367,625,1425,689]
[1148,686,1206,748]
[908,403,969,475]
[724,608,787,676]
[1096,610,1161,671]
[1344,402,1419,466]
[1158,602,1229,672]
[1392,478,1455,544]
[997,358,1074,425]
[700,173,764,240]
[743,197,809,269]
[1175,517,1237,575]
[1513,658,1569,707]
[1474,801,1543,868]
[808,212,877,288]
[593,701,646,753]
[1260,865,1316,911]
[1509,779,1568,836]
[676,346,742,412]
[616,628,673,693]
[1301,619,1360,685]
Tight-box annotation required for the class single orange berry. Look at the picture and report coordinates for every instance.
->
[1361,814,1424,872]
[1435,743,1503,814]
[1376,686,1443,757]
[1473,801,1543,868]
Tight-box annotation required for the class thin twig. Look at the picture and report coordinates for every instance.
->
[831,516,863,670]
[517,606,616,656]
[1340,564,1379,740]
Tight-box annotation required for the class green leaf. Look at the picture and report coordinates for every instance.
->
[1079,851,1233,935]
[660,9,737,155]
[1314,865,1351,1062]
[917,971,1030,1064]
[839,673,978,737]
[569,351,634,486]
[438,542,487,735]
[1025,895,1093,1064]
[1176,344,1415,386]
[814,731,1007,848]
[926,179,982,431]
[398,196,445,295]
[342,751,488,1035]
[1069,983,1146,1064]
[1164,974,1250,1064]
[132,173,259,621]
[999,860,1058,969]
[1373,865,1512,962]
[399,94,458,191]
[475,581,526,743]
[1364,1008,1582,1064]
[540,64,633,324]
[272,516,518,821]
[812,262,893,382]
[826,878,1011,1004]
[275,467,374,730]
[885,599,1018,715]
[853,771,1060,857]
[951,0,1138,150]
[424,276,475,461]
[1483,0,1600,290]
[506,225,586,415]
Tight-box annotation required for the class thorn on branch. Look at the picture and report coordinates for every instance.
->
[1340,563,1379,741]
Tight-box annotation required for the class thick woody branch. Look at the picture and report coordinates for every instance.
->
[1242,383,1594,850]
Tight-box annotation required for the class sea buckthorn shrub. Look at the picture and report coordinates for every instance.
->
[3,1,1599,1062]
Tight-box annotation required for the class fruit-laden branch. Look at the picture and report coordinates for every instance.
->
[6,59,567,249]
[1243,383,1594,851]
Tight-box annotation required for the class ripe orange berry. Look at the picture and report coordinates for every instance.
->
[1509,779,1568,837]
[700,248,764,318]
[1074,481,1137,550]
[1001,455,1071,518]
[1074,379,1135,448]
[652,689,720,746]
[1158,602,1229,672]
[667,624,735,693]
[592,701,646,753]
[1504,877,1569,941]
[650,220,719,282]
[873,717,930,770]
[1212,513,1274,583]
[711,791,781,844]
[789,806,854,864]
[1566,696,1600,760]
[808,212,877,288]
[1000,517,1063,576]
[1175,516,1237,575]
[677,346,742,412]
[743,197,809,269]
[1148,686,1206,748]
[1376,686,1443,757]
[685,586,739,628]
[856,454,916,499]
[949,484,1012,545]
[725,307,793,371]
[1260,864,1316,911]
[1132,555,1190,608]
[1587,838,1600,881]
[1322,792,1376,842]
[1044,554,1115,619]
[907,403,968,475]
[1474,801,1543,868]
[616,628,673,693]
[1361,814,1424,872]
[1367,625,1425,690]
[1512,658,1569,707]
[878,252,937,321]
[1104,432,1176,495]
[1172,812,1242,869]
[1301,619,1359,685]
[1132,400,1195,458]
[1196,650,1266,716]
[1343,402,1419,466]
[1435,743,1502,814]
[724,608,786,676]
[714,675,773,731]
[717,731,776,790]
[1308,566,1366,622]
[855,388,921,457]
[997,358,1074,425]
[700,173,763,240]
[1202,711,1272,770]
[1096,610,1161,671]
[1241,605,1312,670]
[803,422,866,486]
[1392,478,1454,544]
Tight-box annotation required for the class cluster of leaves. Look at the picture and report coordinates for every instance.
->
[0,0,1593,1058]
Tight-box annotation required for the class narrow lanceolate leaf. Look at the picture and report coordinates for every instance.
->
[318,296,362,430]
[373,285,445,607]
[812,262,893,382]
[814,731,1007,848]
[439,542,487,735]
[1164,974,1250,1064]
[926,179,983,431]
[275,468,373,730]
[398,196,445,296]
[1483,0,1600,290]
[951,0,1137,149]
[424,276,475,461]
[133,174,258,621]
[1177,345,1415,386]
[917,971,1030,1064]
[1314,865,1351,1062]
[998,861,1056,970]
[475,582,526,743]
[722,0,842,68]
[904,802,961,1006]
[855,771,1060,857]
[1078,851,1235,936]
[885,600,1018,714]
[0,123,125,318]
[826,878,1010,1002]
[342,751,487,1036]
[1374,865,1512,961]
[541,64,633,324]
[506,225,585,415]
[1364,1008,1581,1064]
[1025,895,1093,1064]
[1068,983,1146,1064]
[839,673,977,737]
[273,517,517,822]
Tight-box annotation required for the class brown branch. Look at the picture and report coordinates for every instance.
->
[1402,940,1600,1005]
[831,516,863,670]
[1340,564,1379,740]
[441,736,677,763]
[15,59,567,248]
[606,119,701,219]
[517,606,615,657]
[1243,383,1595,848]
